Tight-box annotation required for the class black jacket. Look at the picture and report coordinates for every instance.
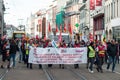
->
[10,44,17,54]
[107,43,117,57]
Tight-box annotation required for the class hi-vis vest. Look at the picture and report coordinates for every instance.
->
[98,46,105,55]
[26,43,29,55]
[88,46,95,58]
[26,44,34,55]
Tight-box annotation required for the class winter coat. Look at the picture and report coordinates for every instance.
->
[107,43,117,57]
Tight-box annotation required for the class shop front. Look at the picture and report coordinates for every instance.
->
[111,18,120,42]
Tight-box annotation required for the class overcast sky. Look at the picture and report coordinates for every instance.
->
[4,0,53,26]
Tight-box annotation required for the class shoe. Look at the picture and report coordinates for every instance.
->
[88,68,91,72]
[7,65,10,69]
[90,71,94,73]
[88,68,94,73]
[96,68,99,72]
[112,70,115,73]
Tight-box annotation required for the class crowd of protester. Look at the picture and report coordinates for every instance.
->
[0,37,119,74]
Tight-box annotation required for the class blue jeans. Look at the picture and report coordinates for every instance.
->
[9,53,16,67]
[107,56,117,71]
[89,57,95,71]
[19,48,22,62]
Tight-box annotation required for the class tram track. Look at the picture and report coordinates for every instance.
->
[0,53,19,80]
[42,65,88,80]
[66,65,87,80]
[42,65,56,80]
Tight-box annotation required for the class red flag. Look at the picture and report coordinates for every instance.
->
[58,31,62,42]
[89,33,94,42]
[48,22,51,33]
[68,24,72,35]
[96,0,102,6]
[56,25,59,33]
[64,23,67,32]
[90,0,95,10]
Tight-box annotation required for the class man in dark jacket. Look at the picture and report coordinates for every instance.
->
[107,40,117,72]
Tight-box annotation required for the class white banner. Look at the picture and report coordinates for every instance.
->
[29,47,87,64]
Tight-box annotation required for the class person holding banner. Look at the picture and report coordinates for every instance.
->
[74,40,80,69]
[47,40,53,68]
[88,42,95,73]
[26,40,34,69]
[59,40,67,69]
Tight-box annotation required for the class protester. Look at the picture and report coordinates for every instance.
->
[9,39,18,68]
[73,40,80,69]
[1,40,10,69]
[107,40,117,72]
[47,40,53,68]
[26,40,33,69]
[116,41,120,64]
[59,40,66,69]
[96,41,105,73]
[18,39,22,63]
[88,42,95,73]
[21,41,26,64]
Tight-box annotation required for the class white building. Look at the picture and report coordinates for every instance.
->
[57,0,69,12]
[105,0,120,41]
[26,14,36,38]
[46,0,57,38]
[79,0,93,41]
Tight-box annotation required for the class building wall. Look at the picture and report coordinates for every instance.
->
[65,0,81,33]
[105,0,120,40]
[0,0,4,37]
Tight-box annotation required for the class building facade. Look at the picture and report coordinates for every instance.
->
[46,0,57,38]
[65,0,81,34]
[91,0,104,41]
[79,0,93,41]
[105,0,120,41]
[0,0,5,37]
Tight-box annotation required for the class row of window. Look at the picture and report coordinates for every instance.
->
[105,0,120,23]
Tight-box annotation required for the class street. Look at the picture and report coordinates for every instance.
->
[0,58,120,80]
